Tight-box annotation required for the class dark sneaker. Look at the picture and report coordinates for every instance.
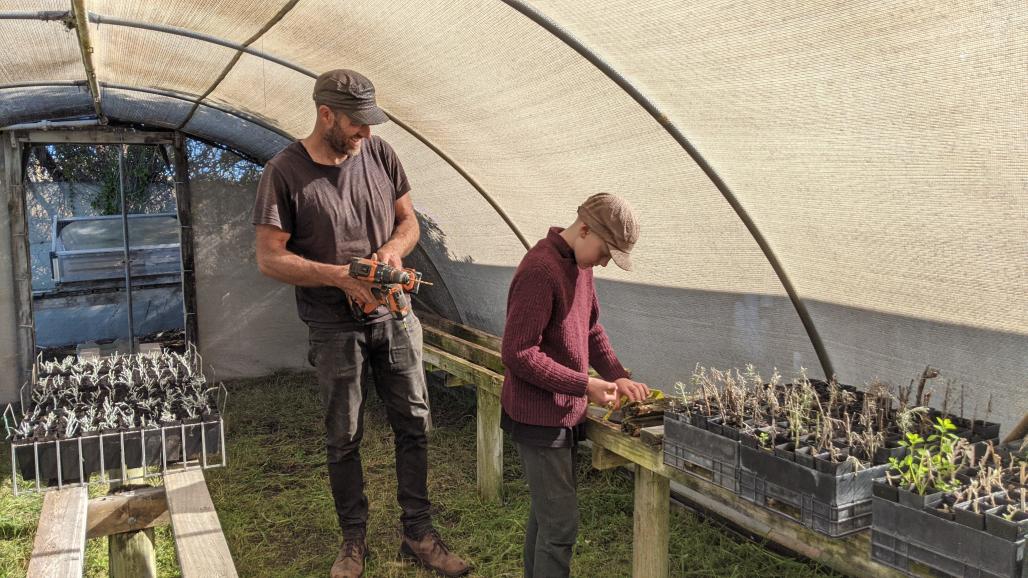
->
[399,529,470,577]
[331,537,368,578]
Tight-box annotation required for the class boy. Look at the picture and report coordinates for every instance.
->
[500,192,650,577]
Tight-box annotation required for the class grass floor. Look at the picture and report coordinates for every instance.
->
[1,371,840,577]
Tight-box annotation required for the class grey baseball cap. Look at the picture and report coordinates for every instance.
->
[312,69,389,126]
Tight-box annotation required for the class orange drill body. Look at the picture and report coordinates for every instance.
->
[347,257,429,319]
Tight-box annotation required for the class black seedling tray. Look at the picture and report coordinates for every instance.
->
[871,496,1026,578]
[663,411,740,493]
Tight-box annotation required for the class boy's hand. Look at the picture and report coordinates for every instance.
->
[586,377,618,406]
[614,378,650,405]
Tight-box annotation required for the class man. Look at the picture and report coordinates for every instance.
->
[252,69,469,578]
[500,193,650,578]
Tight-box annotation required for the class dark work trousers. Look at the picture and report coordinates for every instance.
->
[516,442,580,578]
[308,313,433,540]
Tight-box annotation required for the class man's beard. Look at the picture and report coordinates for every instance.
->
[325,123,362,157]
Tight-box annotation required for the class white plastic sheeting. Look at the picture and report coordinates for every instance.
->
[0,1,1023,430]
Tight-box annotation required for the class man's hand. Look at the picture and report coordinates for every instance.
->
[330,264,376,307]
[614,378,650,406]
[586,377,618,406]
[372,249,402,270]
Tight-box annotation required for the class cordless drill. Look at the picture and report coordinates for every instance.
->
[347,257,431,320]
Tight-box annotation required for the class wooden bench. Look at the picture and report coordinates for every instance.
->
[418,311,908,578]
[27,486,88,577]
[27,468,236,578]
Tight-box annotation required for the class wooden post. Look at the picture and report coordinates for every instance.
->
[109,528,157,578]
[633,466,670,578]
[172,133,199,349]
[108,468,157,578]
[2,133,34,392]
[476,389,503,504]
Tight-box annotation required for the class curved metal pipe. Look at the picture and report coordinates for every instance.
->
[0,118,100,131]
[0,80,86,89]
[0,9,532,251]
[86,12,531,250]
[100,82,295,141]
[499,0,834,378]
[0,10,68,21]
[0,81,285,162]
[89,13,318,78]
[176,0,303,131]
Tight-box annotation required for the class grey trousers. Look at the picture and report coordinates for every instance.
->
[516,442,580,578]
[308,314,433,538]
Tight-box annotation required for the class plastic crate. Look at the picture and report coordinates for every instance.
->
[737,444,889,536]
[663,412,740,493]
[871,496,1026,578]
[664,438,739,493]
[738,470,874,536]
[739,444,889,506]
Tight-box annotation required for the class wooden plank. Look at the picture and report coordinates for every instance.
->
[585,418,664,472]
[27,487,88,578]
[422,344,503,397]
[417,310,503,352]
[640,425,664,447]
[164,469,238,578]
[476,387,503,503]
[87,485,169,539]
[592,445,630,470]
[633,466,670,578]
[423,325,504,374]
[2,137,34,391]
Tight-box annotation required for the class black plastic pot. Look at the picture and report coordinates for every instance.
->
[953,498,989,530]
[182,417,222,462]
[896,486,943,509]
[872,478,899,502]
[794,445,815,469]
[689,412,712,428]
[705,416,725,437]
[813,449,855,475]
[985,506,1028,541]
[971,420,1002,443]
[927,494,958,521]
[740,430,759,448]
[720,422,742,441]
[774,442,796,462]
[872,443,906,466]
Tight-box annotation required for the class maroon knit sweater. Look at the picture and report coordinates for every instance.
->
[500,227,630,427]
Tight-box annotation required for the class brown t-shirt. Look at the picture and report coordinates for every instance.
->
[251,137,411,327]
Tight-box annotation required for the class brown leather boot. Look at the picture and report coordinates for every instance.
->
[399,529,470,577]
[330,537,368,578]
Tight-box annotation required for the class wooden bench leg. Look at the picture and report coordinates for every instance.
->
[109,527,157,578]
[109,467,157,578]
[633,466,670,578]
[477,389,503,503]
